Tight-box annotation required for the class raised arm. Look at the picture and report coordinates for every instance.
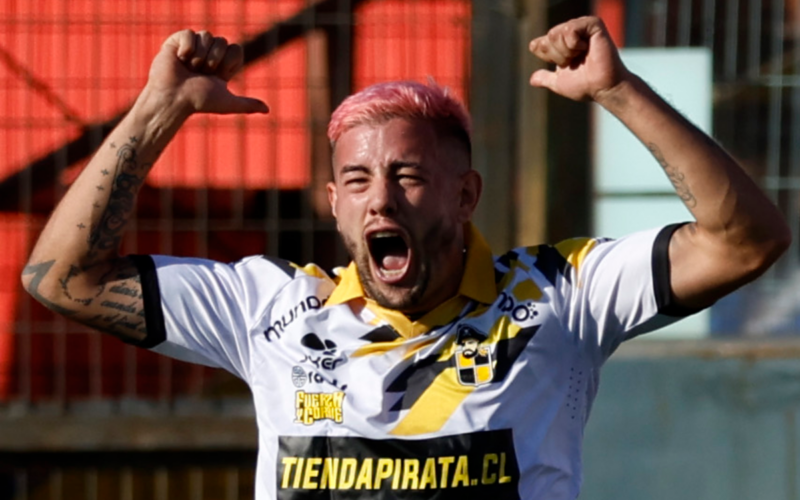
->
[21,30,268,343]
[528,16,791,311]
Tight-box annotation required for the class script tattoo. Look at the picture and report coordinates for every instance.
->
[90,260,148,338]
[647,143,698,208]
[87,139,149,261]
[22,261,78,316]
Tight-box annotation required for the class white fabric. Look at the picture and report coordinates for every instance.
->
[147,226,677,500]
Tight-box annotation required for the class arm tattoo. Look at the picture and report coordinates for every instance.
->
[22,261,78,316]
[647,143,698,208]
[87,139,150,261]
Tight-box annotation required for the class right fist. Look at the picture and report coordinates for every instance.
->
[146,29,269,115]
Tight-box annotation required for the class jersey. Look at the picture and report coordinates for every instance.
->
[129,223,691,500]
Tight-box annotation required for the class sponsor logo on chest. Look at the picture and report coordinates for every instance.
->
[264,296,323,341]
[276,430,520,499]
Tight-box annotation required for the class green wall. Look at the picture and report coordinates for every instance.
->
[583,352,800,500]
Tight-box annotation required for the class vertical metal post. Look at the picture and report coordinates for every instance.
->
[325,0,355,267]
[470,0,519,252]
[545,0,592,242]
[517,0,549,246]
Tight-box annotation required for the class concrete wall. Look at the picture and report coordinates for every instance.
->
[582,341,800,500]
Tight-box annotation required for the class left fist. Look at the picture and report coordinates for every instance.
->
[528,16,630,102]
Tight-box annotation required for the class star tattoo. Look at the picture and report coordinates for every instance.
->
[96,185,104,191]
[101,169,110,176]
[77,223,86,229]
[129,136,138,144]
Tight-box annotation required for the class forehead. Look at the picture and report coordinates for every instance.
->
[332,118,440,172]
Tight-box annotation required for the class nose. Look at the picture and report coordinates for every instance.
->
[367,176,398,217]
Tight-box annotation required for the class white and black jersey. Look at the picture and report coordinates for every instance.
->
[129,223,691,500]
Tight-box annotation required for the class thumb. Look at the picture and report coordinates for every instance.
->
[530,69,557,90]
[222,94,270,114]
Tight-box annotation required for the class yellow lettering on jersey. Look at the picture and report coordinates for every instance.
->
[294,391,345,425]
[354,458,374,490]
[499,452,512,484]
[392,458,402,489]
[374,458,394,489]
[482,453,498,484]
[438,456,455,488]
[319,458,339,489]
[401,459,420,490]
[451,455,470,487]
[338,458,357,489]
[292,458,304,489]
[302,457,322,489]
[280,457,298,489]
[420,457,438,489]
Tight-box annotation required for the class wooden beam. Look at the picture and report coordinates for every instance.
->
[0,414,257,451]
[516,0,549,247]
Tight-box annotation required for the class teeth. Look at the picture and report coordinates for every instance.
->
[371,231,399,239]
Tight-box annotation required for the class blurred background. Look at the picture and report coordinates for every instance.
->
[0,0,799,498]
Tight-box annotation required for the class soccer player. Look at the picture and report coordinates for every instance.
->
[21,16,790,500]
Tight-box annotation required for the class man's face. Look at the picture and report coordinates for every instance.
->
[327,118,480,315]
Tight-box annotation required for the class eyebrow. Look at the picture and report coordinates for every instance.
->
[339,161,423,176]
[340,165,370,175]
[389,161,423,170]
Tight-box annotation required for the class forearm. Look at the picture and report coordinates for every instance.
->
[23,89,189,308]
[596,75,789,255]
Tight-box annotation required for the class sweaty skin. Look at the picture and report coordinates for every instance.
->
[327,118,481,316]
[21,17,789,341]
[21,30,268,343]
[529,16,790,310]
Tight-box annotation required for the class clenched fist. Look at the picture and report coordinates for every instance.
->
[145,29,269,116]
[528,16,630,103]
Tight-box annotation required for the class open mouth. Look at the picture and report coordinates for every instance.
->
[367,230,411,284]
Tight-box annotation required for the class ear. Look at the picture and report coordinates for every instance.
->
[457,170,482,222]
[327,181,338,218]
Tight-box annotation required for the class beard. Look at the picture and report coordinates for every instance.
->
[340,218,457,313]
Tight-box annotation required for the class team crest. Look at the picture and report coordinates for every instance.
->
[454,325,494,387]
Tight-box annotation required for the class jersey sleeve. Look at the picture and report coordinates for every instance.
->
[129,254,297,381]
[532,224,698,360]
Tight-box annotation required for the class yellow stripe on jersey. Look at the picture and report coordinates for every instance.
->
[389,316,523,436]
[553,238,598,276]
[291,262,331,281]
[512,279,542,302]
[389,367,473,436]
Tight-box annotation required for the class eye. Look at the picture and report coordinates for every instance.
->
[344,176,368,187]
[397,174,424,185]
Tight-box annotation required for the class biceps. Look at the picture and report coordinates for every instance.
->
[66,257,148,343]
[668,223,754,310]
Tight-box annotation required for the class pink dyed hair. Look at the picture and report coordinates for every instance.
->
[327,80,472,155]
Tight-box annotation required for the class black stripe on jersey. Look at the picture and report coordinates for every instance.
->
[387,326,540,412]
[129,254,167,348]
[360,325,402,343]
[652,222,700,317]
[387,356,450,412]
[495,250,518,270]
[492,325,540,382]
[533,245,572,285]
[262,256,297,278]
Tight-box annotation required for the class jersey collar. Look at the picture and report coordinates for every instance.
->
[325,223,497,335]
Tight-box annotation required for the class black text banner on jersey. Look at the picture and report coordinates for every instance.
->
[277,429,520,499]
